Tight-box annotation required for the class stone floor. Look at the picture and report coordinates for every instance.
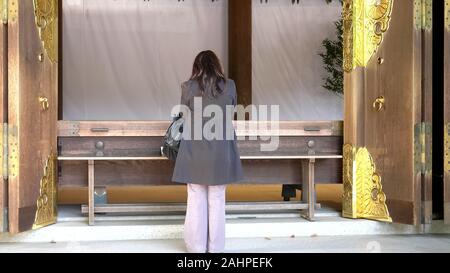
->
[2,205,450,253]
[1,234,450,253]
[1,206,427,243]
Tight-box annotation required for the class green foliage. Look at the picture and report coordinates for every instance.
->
[319,0,343,95]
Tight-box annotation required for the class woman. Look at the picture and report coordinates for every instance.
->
[172,50,244,253]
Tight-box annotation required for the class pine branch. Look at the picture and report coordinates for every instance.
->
[318,1,344,95]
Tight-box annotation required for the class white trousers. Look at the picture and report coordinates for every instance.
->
[184,184,227,253]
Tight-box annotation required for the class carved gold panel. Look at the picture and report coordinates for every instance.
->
[342,144,356,218]
[343,0,394,72]
[33,0,58,63]
[342,144,392,222]
[32,153,57,229]
[343,0,354,73]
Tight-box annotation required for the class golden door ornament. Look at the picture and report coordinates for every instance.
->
[342,0,354,72]
[342,144,392,222]
[33,153,58,229]
[33,0,58,63]
[342,144,357,218]
[343,0,394,72]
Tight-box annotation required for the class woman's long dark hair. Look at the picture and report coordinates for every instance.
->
[190,50,226,98]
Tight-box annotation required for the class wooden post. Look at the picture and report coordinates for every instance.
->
[307,158,316,220]
[301,159,315,221]
[301,161,309,205]
[0,4,6,233]
[7,0,59,233]
[421,15,433,225]
[229,0,252,113]
[88,160,95,226]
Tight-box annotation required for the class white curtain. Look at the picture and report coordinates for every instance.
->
[63,0,228,120]
[63,0,343,121]
[252,0,343,120]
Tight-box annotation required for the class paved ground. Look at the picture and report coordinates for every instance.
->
[1,234,449,253]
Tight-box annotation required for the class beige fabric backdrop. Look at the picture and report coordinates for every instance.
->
[252,0,343,120]
[63,0,342,121]
[63,0,228,120]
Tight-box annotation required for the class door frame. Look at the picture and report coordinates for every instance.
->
[3,0,436,233]
[444,0,450,225]
[6,0,58,234]
[0,0,7,233]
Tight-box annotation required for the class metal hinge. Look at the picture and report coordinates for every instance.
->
[2,123,8,179]
[445,123,450,173]
[1,208,7,233]
[414,0,433,31]
[415,122,432,175]
[1,0,7,25]
[446,0,450,31]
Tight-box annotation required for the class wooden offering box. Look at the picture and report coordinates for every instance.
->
[57,120,343,188]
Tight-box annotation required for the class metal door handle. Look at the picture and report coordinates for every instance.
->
[39,96,49,111]
[373,96,385,112]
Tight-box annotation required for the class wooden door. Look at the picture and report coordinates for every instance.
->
[444,0,450,225]
[7,0,58,234]
[0,0,7,233]
[343,0,424,225]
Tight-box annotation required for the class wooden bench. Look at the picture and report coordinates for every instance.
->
[58,154,342,226]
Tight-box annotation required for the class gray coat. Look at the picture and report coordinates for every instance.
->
[172,79,244,185]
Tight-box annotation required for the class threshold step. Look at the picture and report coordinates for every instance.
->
[81,202,321,214]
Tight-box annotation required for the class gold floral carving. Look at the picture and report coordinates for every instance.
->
[33,153,57,229]
[355,148,391,221]
[342,144,356,218]
[343,0,394,72]
[343,0,354,73]
[33,0,58,63]
[342,144,392,222]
